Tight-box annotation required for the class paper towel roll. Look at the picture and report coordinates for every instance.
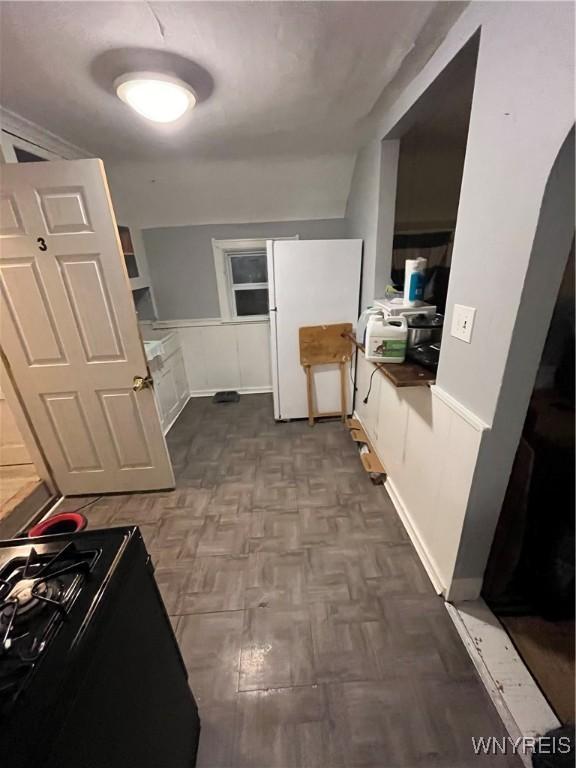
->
[403,258,427,306]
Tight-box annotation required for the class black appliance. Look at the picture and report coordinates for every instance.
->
[406,312,444,349]
[406,342,441,372]
[0,527,200,768]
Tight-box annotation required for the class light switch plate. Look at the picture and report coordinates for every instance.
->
[451,304,476,343]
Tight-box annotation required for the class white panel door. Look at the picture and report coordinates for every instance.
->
[0,160,174,494]
[269,239,362,420]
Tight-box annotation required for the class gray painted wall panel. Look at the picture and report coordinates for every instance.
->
[143,219,349,319]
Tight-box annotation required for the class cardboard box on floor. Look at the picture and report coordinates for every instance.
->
[346,418,386,478]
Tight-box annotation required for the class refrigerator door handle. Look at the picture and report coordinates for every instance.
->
[267,239,282,421]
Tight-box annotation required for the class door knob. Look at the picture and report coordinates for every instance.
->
[133,373,153,391]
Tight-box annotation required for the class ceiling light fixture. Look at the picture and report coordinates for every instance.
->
[115,72,196,123]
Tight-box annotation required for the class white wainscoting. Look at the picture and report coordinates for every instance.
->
[354,351,488,597]
[154,319,272,397]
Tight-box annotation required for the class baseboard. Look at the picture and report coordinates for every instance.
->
[164,395,191,435]
[0,481,54,539]
[384,477,446,595]
[445,599,560,767]
[353,409,446,595]
[188,386,272,398]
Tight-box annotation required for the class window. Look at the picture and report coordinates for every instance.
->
[212,236,298,321]
[226,250,269,317]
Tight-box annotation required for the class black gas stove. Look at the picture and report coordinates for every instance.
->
[0,539,99,710]
[0,527,200,768]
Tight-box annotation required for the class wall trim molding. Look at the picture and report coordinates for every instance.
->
[430,384,490,432]
[154,318,270,329]
[384,476,447,595]
[173,321,272,396]
[189,386,272,398]
[0,106,89,159]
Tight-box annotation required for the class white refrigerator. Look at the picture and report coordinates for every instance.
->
[267,238,363,421]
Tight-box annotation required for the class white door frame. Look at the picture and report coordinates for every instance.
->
[0,106,87,164]
[0,132,63,163]
[0,351,57,494]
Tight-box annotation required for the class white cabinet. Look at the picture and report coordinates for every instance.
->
[155,362,178,425]
[145,333,190,434]
[172,349,189,407]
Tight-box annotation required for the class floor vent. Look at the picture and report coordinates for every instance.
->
[213,390,240,404]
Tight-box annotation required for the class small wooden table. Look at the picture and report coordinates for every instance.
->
[299,323,353,426]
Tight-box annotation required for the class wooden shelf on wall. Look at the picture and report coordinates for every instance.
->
[344,332,436,388]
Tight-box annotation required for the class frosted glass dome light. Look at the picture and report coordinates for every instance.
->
[115,72,196,123]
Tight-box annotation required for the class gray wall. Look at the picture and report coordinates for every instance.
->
[453,127,575,582]
[346,139,400,310]
[132,287,156,321]
[343,1,574,596]
[345,140,381,309]
[142,218,349,319]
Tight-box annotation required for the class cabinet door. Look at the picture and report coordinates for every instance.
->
[173,349,189,408]
[355,353,380,442]
[154,365,176,428]
[151,370,165,424]
[159,357,180,426]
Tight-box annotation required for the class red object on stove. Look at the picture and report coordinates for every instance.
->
[28,512,88,538]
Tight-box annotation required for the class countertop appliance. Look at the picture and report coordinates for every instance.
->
[0,527,200,768]
[373,297,436,318]
[267,239,362,420]
[406,312,444,349]
[406,342,442,372]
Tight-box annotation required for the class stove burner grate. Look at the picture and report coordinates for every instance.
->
[0,541,97,712]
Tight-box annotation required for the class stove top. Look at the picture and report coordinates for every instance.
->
[0,541,99,711]
[0,526,199,768]
[0,528,137,720]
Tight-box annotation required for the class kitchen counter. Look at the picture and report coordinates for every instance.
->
[345,332,435,387]
[143,338,163,361]
[139,327,189,433]
[140,329,177,362]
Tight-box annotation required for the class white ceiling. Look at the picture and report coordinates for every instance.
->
[0,1,442,162]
